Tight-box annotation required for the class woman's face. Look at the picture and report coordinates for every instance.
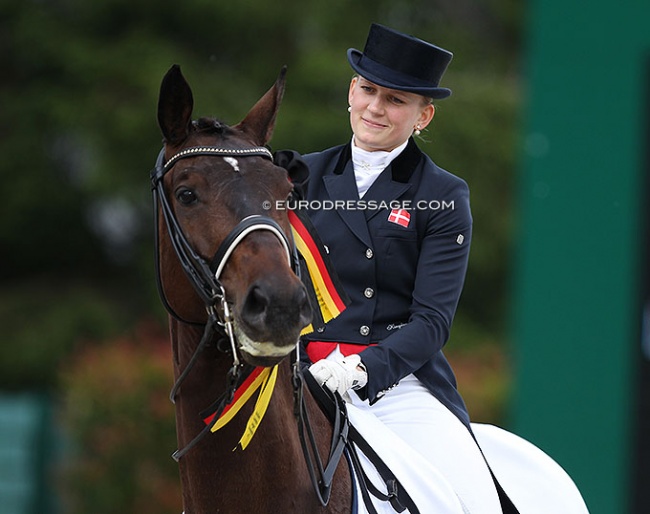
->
[348,76,435,152]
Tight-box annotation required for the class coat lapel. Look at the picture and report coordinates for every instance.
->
[323,161,373,247]
[320,139,423,242]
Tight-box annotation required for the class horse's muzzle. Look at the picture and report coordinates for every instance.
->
[234,278,312,364]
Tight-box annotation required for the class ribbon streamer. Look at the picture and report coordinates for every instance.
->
[206,365,278,450]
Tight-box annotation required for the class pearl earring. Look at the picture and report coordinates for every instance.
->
[348,106,352,112]
[414,125,422,136]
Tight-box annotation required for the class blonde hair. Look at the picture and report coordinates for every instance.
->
[353,74,434,106]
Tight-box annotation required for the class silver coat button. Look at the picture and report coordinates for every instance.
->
[360,325,370,336]
[364,287,374,299]
[365,248,374,259]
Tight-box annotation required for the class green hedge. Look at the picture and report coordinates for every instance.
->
[58,321,181,514]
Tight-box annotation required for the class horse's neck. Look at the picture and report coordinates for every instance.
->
[170,318,344,513]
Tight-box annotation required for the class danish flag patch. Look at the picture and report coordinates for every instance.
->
[388,208,411,228]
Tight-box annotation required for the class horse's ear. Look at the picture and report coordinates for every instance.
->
[234,66,287,146]
[158,64,194,146]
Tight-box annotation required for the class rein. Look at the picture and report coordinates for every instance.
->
[151,144,366,510]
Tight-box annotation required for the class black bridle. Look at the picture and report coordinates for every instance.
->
[151,144,296,457]
[150,144,359,509]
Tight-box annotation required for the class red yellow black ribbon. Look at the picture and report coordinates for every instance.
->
[202,207,349,449]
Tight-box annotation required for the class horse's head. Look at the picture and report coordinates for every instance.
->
[154,65,311,367]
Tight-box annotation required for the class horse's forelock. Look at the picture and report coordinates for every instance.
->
[193,117,232,135]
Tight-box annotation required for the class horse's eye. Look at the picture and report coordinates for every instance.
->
[175,187,197,205]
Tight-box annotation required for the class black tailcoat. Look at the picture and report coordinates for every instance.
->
[301,138,472,427]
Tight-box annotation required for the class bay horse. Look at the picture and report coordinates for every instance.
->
[152,65,352,513]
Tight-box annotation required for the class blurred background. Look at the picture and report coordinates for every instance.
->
[1,0,648,513]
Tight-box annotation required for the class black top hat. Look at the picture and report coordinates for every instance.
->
[347,24,453,99]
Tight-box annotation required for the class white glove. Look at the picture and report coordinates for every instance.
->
[309,353,368,396]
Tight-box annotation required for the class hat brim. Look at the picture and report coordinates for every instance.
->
[347,48,452,99]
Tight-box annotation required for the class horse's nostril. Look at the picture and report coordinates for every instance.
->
[240,280,313,341]
[243,285,270,320]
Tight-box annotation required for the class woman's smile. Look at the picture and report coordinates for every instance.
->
[361,116,388,130]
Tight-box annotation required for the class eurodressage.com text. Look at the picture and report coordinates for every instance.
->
[263,199,456,211]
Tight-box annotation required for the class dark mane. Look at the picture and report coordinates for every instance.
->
[193,117,233,136]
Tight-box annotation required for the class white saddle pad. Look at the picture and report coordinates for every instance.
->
[346,401,467,514]
[471,423,590,514]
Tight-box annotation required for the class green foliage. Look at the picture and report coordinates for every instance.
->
[58,321,181,514]
[0,8,523,444]
[0,3,522,509]
[1,0,521,400]
[0,281,129,390]
[446,313,512,425]
[0,0,520,336]
[427,71,520,335]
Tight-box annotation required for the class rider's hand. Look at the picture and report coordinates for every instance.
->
[309,353,367,396]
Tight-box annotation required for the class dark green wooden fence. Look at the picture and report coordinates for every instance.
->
[513,1,650,512]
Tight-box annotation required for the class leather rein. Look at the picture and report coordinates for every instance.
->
[150,145,347,505]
